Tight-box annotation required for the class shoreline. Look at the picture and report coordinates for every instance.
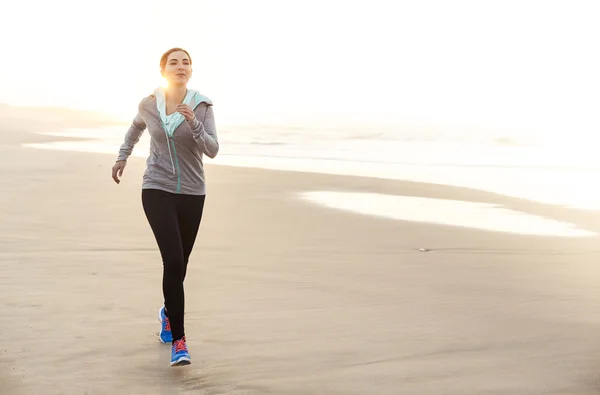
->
[18,125,600,212]
[15,127,600,239]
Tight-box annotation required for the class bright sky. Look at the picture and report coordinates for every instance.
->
[1,0,599,140]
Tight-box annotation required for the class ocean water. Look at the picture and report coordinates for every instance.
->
[23,125,600,237]
[299,191,595,238]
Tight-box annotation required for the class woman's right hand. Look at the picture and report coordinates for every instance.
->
[112,160,127,184]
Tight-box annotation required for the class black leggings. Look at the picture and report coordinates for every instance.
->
[141,188,206,342]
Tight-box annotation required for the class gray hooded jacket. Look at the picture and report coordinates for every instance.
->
[116,91,219,195]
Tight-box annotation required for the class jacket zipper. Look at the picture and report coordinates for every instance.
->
[164,125,181,194]
[170,138,181,194]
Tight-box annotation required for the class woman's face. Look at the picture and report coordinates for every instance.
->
[162,51,192,86]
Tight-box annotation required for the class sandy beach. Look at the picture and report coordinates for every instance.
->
[3,126,600,395]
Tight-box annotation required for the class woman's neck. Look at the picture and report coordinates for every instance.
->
[165,85,187,103]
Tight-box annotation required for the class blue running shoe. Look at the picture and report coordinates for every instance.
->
[158,306,172,344]
[171,336,191,366]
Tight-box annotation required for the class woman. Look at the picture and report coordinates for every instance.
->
[111,47,219,366]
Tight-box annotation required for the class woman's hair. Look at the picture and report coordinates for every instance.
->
[160,48,192,70]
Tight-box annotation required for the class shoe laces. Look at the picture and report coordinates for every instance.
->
[164,317,171,331]
[174,337,187,353]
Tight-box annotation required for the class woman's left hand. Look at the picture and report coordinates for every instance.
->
[176,104,196,123]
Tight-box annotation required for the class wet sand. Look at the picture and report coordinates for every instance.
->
[2,128,600,394]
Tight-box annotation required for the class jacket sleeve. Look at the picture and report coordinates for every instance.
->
[188,104,219,158]
[116,111,146,161]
